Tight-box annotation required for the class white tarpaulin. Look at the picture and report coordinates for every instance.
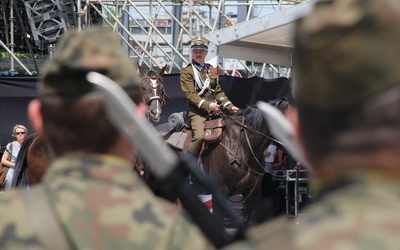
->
[204,1,315,67]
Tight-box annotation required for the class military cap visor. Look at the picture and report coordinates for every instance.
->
[191,44,208,51]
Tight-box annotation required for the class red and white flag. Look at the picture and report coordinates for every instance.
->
[198,194,213,213]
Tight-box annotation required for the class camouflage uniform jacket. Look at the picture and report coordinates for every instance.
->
[245,171,400,249]
[180,60,234,118]
[0,154,215,250]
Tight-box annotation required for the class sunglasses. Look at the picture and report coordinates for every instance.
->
[15,132,26,135]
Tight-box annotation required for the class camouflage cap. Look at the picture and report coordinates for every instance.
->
[294,0,400,110]
[39,26,140,97]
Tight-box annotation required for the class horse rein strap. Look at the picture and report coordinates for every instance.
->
[225,114,285,149]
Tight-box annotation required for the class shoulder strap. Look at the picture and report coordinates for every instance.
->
[6,142,14,161]
[9,142,13,154]
[20,185,70,250]
[192,64,210,96]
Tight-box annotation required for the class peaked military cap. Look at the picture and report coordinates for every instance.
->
[190,36,210,51]
[39,26,141,97]
[294,0,400,110]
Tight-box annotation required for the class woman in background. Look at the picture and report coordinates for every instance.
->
[1,124,28,190]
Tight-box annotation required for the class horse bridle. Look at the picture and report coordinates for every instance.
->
[142,75,166,106]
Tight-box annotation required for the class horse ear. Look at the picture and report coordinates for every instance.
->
[159,64,167,76]
[137,62,147,77]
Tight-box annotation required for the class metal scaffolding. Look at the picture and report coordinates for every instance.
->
[0,0,308,76]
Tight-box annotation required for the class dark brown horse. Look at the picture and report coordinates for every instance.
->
[12,133,49,187]
[138,63,168,123]
[207,107,271,222]
[158,106,272,224]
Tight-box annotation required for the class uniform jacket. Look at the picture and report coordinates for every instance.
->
[180,61,234,118]
[243,171,400,249]
[0,154,215,250]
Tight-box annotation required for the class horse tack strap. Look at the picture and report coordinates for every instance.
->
[20,185,70,250]
[243,128,265,173]
[229,117,244,165]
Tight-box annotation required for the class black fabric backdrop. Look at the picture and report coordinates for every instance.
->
[0,75,289,151]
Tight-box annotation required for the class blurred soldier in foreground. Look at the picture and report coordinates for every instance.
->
[227,0,400,249]
[0,27,214,249]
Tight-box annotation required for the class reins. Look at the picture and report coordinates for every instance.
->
[213,111,269,201]
[225,114,284,147]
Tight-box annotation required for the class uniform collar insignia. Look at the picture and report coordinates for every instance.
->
[193,61,209,73]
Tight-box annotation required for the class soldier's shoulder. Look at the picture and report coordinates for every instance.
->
[0,190,43,249]
[288,186,400,248]
[246,215,293,250]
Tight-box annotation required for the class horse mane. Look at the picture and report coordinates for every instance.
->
[229,106,265,130]
[11,132,39,188]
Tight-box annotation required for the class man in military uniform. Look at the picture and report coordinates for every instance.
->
[226,0,400,249]
[0,27,215,250]
[180,36,239,156]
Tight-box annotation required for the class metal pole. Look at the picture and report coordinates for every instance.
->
[189,0,193,62]
[0,39,32,75]
[149,0,154,69]
[285,174,289,215]
[294,162,300,216]
[49,44,54,59]
[9,0,14,73]
[246,0,255,21]
[77,0,81,30]
[212,0,223,31]
[121,0,130,56]
[172,3,182,69]
[260,63,266,78]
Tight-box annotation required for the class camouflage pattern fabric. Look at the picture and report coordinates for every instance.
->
[39,26,141,97]
[244,171,400,249]
[294,0,400,110]
[288,172,400,249]
[0,155,215,249]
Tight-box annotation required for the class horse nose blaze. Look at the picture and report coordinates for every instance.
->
[139,64,167,123]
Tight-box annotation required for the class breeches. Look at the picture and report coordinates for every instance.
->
[188,115,207,154]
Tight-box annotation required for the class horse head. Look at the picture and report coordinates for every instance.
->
[138,63,168,123]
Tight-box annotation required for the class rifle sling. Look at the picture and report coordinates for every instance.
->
[20,185,70,250]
